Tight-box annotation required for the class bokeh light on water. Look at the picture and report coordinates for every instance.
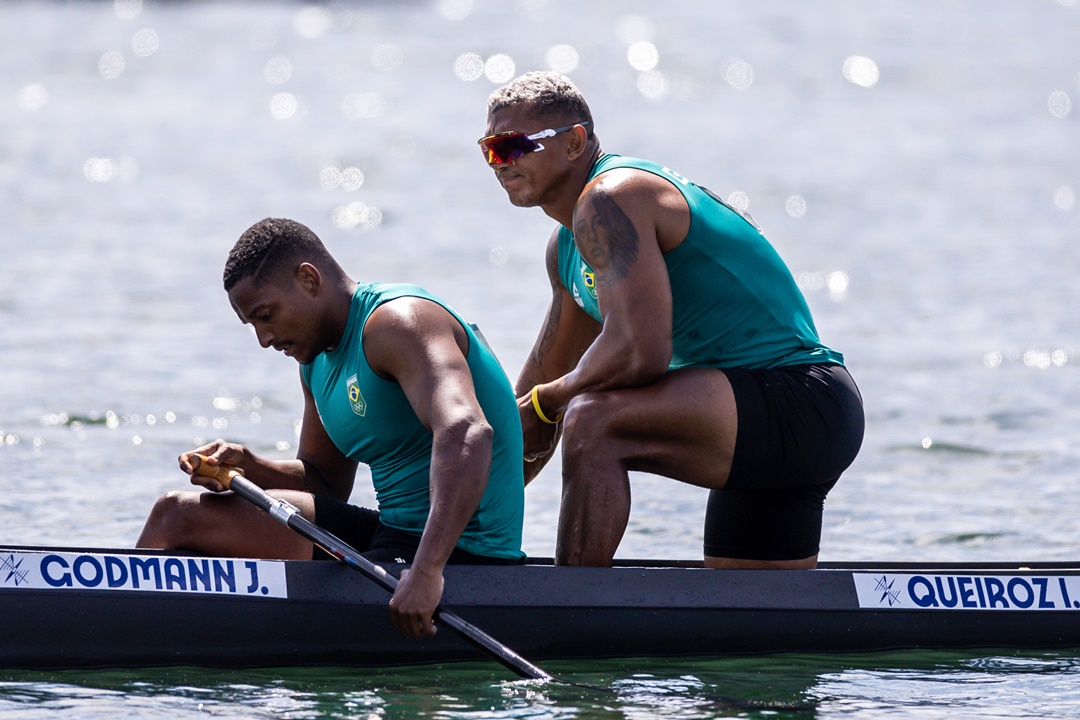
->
[114,0,141,20]
[616,14,655,43]
[626,41,659,72]
[16,83,48,111]
[1054,186,1075,211]
[545,44,579,74]
[843,55,880,87]
[484,53,516,83]
[270,92,298,119]
[263,56,293,86]
[98,51,125,80]
[636,70,667,100]
[721,58,754,90]
[453,52,484,82]
[292,5,330,39]
[131,27,159,58]
[372,44,404,73]
[785,195,808,219]
[436,0,473,21]
[1047,90,1072,118]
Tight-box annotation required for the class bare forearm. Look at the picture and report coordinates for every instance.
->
[233,450,347,499]
[515,354,549,398]
[412,420,492,573]
[540,327,669,416]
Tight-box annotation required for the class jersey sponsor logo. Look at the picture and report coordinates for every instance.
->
[347,374,367,416]
[661,166,691,186]
[0,550,288,598]
[854,572,1080,611]
[570,283,585,308]
[579,261,597,300]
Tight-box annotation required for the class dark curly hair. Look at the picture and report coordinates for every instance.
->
[223,218,337,291]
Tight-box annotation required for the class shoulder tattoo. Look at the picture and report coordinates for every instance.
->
[573,189,639,287]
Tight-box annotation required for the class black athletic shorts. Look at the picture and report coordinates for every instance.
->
[703,363,864,561]
[312,496,523,565]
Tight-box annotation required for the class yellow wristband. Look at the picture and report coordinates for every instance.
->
[531,385,562,425]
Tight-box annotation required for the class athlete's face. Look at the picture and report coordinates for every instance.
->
[482,105,574,209]
[228,266,326,365]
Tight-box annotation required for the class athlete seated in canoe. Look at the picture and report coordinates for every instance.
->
[138,217,525,637]
[478,71,865,569]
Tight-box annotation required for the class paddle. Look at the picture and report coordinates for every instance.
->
[188,453,552,682]
[187,456,813,710]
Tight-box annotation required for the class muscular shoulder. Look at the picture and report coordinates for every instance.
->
[574,167,689,253]
[580,168,683,212]
[363,297,467,378]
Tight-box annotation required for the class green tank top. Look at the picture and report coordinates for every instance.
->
[300,282,525,560]
[557,154,844,369]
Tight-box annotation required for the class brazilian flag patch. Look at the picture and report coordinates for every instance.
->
[580,262,597,299]
[346,374,367,416]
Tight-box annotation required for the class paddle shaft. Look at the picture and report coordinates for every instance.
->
[190,456,552,681]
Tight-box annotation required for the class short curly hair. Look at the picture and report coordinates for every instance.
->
[223,218,336,291]
[486,71,594,135]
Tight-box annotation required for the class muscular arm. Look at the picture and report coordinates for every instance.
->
[515,228,601,481]
[535,170,685,418]
[516,228,602,394]
[363,297,493,636]
[178,374,358,501]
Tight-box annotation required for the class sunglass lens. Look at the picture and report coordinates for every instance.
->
[482,133,539,164]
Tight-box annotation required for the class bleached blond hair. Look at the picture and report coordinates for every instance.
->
[486,71,594,135]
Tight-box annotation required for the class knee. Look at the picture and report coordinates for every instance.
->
[561,392,619,461]
[139,490,197,549]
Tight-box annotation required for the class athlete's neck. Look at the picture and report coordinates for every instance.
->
[542,146,603,229]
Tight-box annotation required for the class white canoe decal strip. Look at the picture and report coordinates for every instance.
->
[854,572,1080,611]
[0,550,288,599]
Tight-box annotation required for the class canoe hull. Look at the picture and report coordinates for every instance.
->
[3,547,1079,669]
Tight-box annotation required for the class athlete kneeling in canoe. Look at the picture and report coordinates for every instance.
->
[479,71,864,569]
[138,217,525,638]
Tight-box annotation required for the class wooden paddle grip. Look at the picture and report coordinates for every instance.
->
[190,453,244,490]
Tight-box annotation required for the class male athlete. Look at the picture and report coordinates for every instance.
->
[478,71,864,568]
[137,218,525,637]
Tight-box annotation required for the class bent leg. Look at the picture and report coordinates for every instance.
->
[556,368,738,566]
[702,364,863,568]
[136,489,316,560]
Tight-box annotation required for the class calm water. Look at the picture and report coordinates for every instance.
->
[2,0,1080,717]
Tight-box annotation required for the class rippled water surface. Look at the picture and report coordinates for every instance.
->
[2,0,1080,717]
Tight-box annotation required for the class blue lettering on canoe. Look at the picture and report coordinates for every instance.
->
[105,556,128,588]
[908,576,938,607]
[958,577,977,608]
[73,556,103,588]
[41,555,72,588]
[130,557,162,590]
[213,559,235,593]
[985,577,1008,608]
[1034,578,1054,608]
[3,551,286,598]
[1007,578,1034,608]
[974,576,987,607]
[245,561,260,594]
[859,572,1080,611]
[187,558,211,591]
[163,558,186,591]
[935,576,959,608]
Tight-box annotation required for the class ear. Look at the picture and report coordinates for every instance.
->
[566,124,591,161]
[295,262,322,296]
